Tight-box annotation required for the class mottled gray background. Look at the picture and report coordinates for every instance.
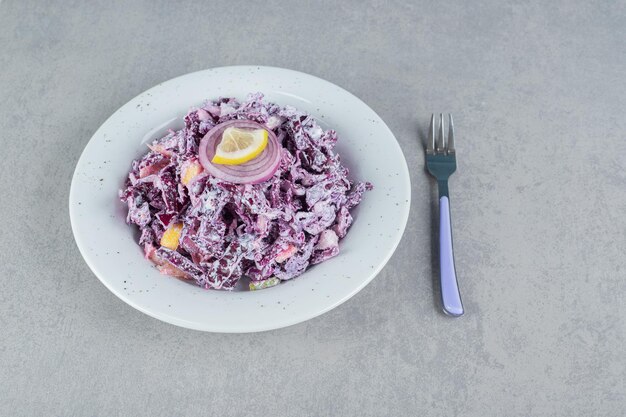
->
[1,0,625,416]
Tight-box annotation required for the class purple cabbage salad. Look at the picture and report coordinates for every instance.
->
[119,93,371,290]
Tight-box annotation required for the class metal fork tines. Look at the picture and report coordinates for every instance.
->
[427,113,455,155]
[425,114,464,317]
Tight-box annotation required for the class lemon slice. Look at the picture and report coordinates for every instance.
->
[212,127,268,165]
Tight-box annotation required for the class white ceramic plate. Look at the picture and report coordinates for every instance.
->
[70,66,410,332]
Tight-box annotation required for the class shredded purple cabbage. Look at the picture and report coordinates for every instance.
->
[120,93,372,290]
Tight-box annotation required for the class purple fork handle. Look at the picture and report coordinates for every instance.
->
[439,196,464,317]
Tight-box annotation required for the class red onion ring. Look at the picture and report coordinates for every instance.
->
[198,119,282,184]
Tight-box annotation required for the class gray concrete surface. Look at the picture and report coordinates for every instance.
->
[1,0,625,416]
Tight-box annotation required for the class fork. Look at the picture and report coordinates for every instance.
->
[425,114,464,317]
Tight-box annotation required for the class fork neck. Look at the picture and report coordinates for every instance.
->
[437,180,449,198]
